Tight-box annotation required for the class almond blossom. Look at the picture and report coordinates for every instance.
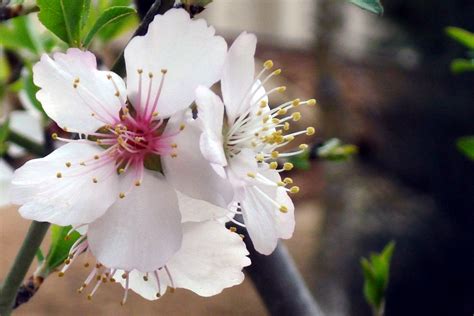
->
[163,32,317,255]
[8,9,250,298]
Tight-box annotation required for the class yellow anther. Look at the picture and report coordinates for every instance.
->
[92,178,98,184]
[94,155,100,160]
[278,108,287,115]
[134,180,141,187]
[58,272,65,277]
[283,162,294,171]
[263,115,270,123]
[143,276,149,281]
[56,172,62,179]
[269,162,278,169]
[119,192,125,199]
[110,278,116,283]
[114,91,120,97]
[65,162,72,168]
[271,151,279,159]
[299,144,309,150]
[277,86,287,93]
[247,172,256,178]
[306,127,315,135]
[307,99,317,106]
[137,69,143,74]
[251,141,257,147]
[180,124,185,131]
[161,69,168,74]
[284,177,293,184]
[256,154,265,162]
[290,186,300,194]
[84,262,90,268]
[106,74,112,80]
[171,143,178,148]
[64,258,71,265]
[279,205,289,213]
[256,110,263,116]
[118,168,125,174]
[285,135,295,142]
[148,72,153,78]
[229,227,237,233]
[272,68,282,76]
[292,99,301,107]
[292,112,302,121]
[171,153,177,158]
[87,294,92,301]
[74,78,80,83]
[152,111,159,117]
[260,100,268,108]
[51,133,58,140]
[272,118,280,124]
[263,60,274,69]
[284,122,290,131]
[277,181,285,187]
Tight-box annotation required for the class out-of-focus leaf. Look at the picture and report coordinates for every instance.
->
[349,0,383,15]
[36,249,45,263]
[450,58,474,74]
[83,6,136,47]
[360,241,395,314]
[0,16,39,53]
[457,136,474,160]
[0,119,10,156]
[23,67,46,116]
[37,0,91,47]
[317,138,358,161]
[42,225,81,275]
[289,150,311,170]
[446,27,474,50]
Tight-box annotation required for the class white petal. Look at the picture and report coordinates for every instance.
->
[0,159,13,207]
[124,9,227,118]
[222,32,257,123]
[177,191,229,223]
[162,111,234,208]
[87,171,182,272]
[121,221,250,299]
[9,110,44,144]
[10,143,120,226]
[239,167,295,255]
[33,48,125,133]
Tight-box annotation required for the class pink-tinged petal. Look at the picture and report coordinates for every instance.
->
[9,143,120,226]
[8,110,44,158]
[162,110,234,208]
[195,86,227,166]
[87,170,182,272]
[0,159,13,207]
[222,32,257,123]
[33,48,125,133]
[177,192,229,223]
[120,221,250,299]
[124,9,227,118]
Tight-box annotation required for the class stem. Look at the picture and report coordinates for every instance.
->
[0,221,50,316]
[231,222,324,316]
[7,130,46,157]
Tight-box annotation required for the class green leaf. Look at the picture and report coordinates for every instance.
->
[23,67,47,116]
[317,138,358,161]
[36,249,45,263]
[83,6,136,47]
[450,58,474,74]
[42,225,81,275]
[0,16,39,53]
[289,150,311,170]
[457,136,474,160]
[0,119,10,156]
[349,0,383,15]
[37,0,91,47]
[360,241,395,313]
[445,27,474,50]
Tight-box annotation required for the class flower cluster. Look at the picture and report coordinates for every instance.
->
[8,9,315,303]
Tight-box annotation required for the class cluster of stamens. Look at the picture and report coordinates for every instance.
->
[225,60,316,216]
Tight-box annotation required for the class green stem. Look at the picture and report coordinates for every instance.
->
[0,221,50,315]
[7,131,46,157]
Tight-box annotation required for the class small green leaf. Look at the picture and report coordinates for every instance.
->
[0,119,10,156]
[23,67,47,116]
[349,0,383,15]
[289,150,311,170]
[0,16,39,53]
[450,58,474,74]
[36,249,45,263]
[42,225,81,275]
[446,27,474,50]
[83,6,136,47]
[317,138,358,161]
[37,0,91,47]
[457,136,474,160]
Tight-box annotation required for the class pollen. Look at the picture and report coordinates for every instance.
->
[306,127,315,135]
[137,69,143,74]
[65,162,72,168]
[272,68,282,76]
[284,122,290,131]
[292,99,301,107]
[247,172,256,178]
[56,172,62,178]
[260,100,268,108]
[229,227,237,232]
[92,178,98,184]
[51,133,58,140]
[283,177,293,184]
[180,124,185,131]
[161,69,168,74]
[277,86,287,93]
[269,162,278,169]
[290,186,300,194]
[283,162,294,171]
[134,180,141,187]
[94,155,100,160]
[119,192,126,199]
[58,272,65,277]
[292,112,302,121]
[171,143,178,148]
[279,205,289,213]
[299,144,309,150]
[263,60,274,69]
[118,168,125,174]
[307,99,317,106]
[271,151,279,159]
[256,153,265,162]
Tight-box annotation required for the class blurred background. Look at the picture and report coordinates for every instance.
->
[1,0,474,315]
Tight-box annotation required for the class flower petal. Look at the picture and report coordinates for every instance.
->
[177,191,229,223]
[162,110,234,208]
[124,9,227,118]
[222,32,257,123]
[0,159,13,207]
[8,110,44,158]
[33,48,125,133]
[120,221,250,299]
[87,170,182,272]
[10,143,120,226]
